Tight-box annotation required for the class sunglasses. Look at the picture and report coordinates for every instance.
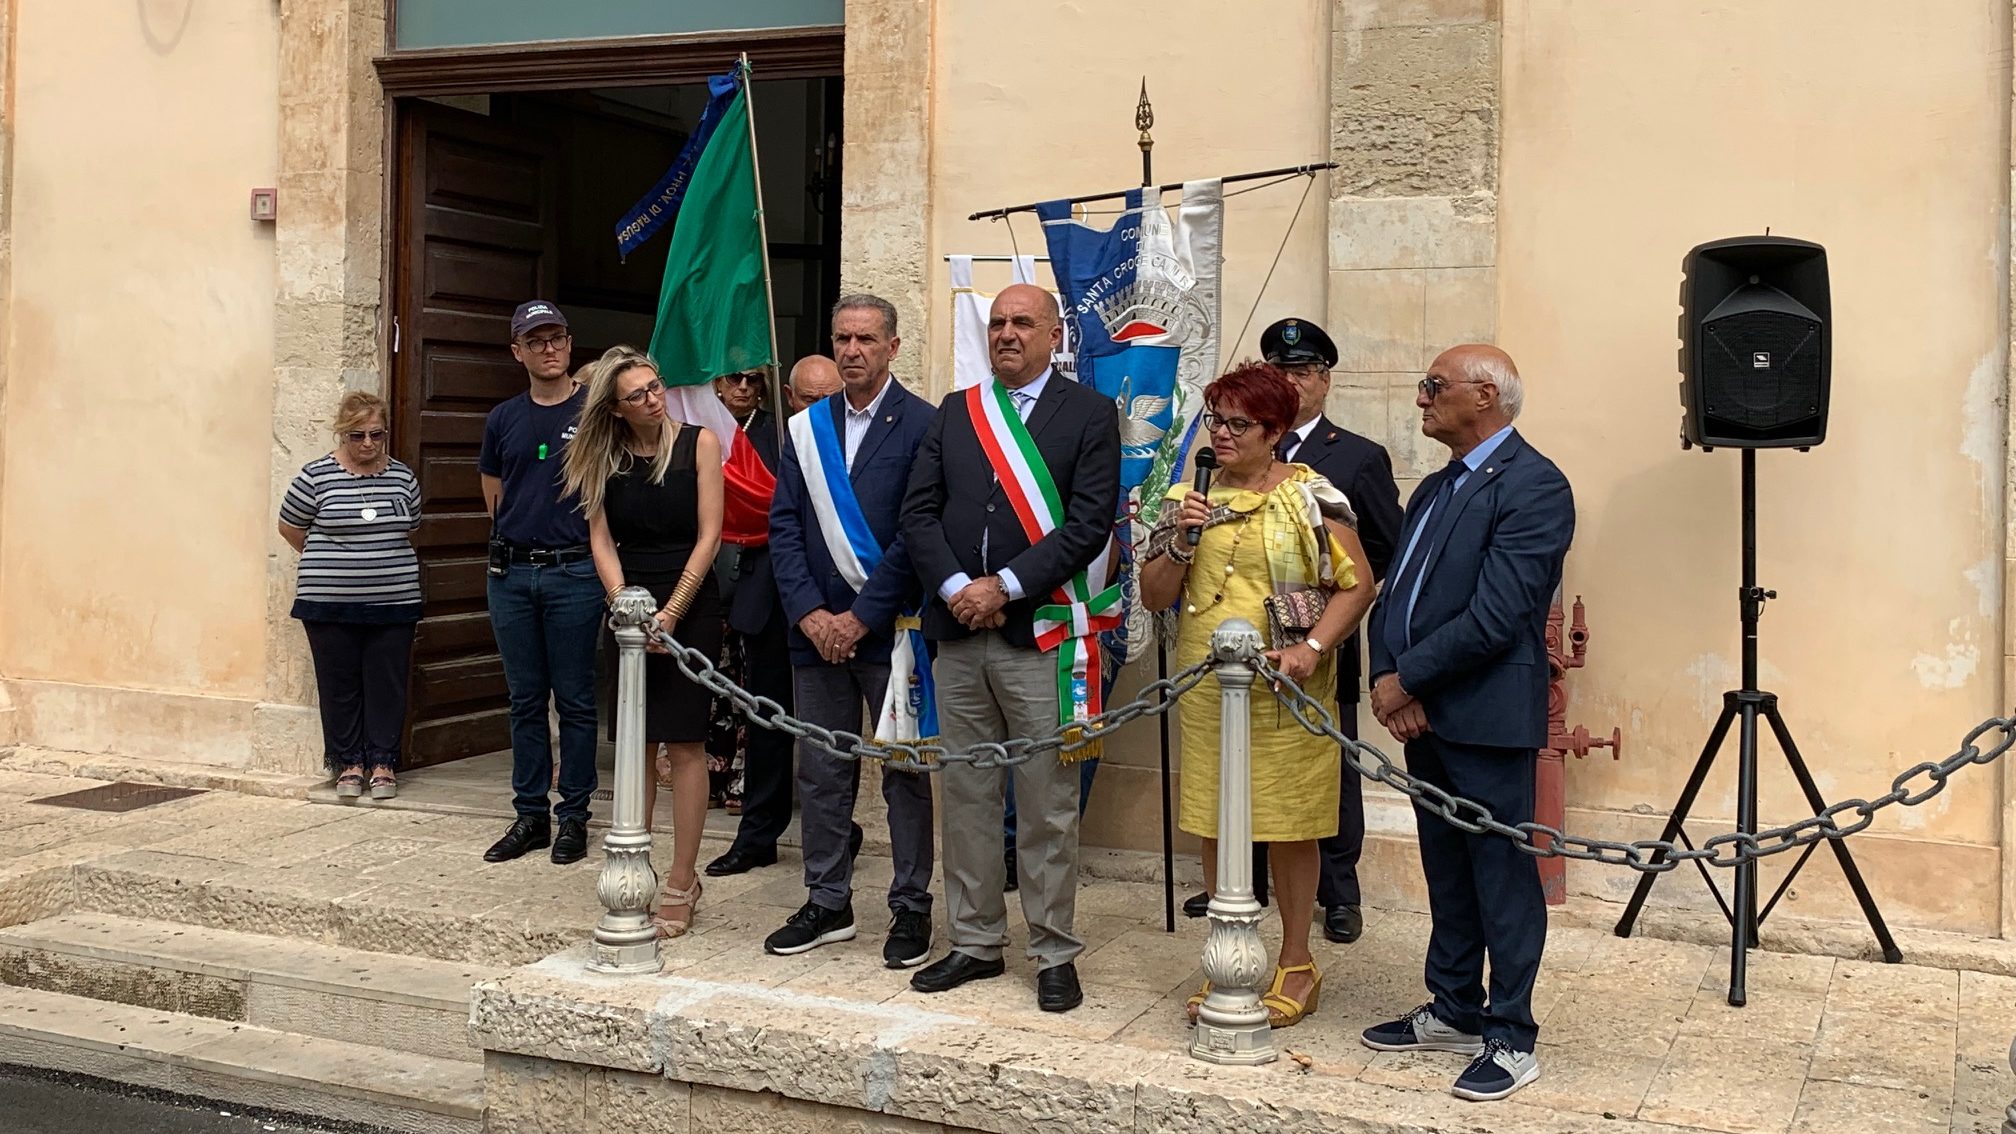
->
[721,372,764,387]
[1418,375,1487,399]
[345,429,388,443]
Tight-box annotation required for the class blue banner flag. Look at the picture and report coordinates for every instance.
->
[614,69,742,259]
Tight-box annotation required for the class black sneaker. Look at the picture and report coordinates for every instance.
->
[883,910,932,969]
[1361,1002,1485,1054]
[550,818,589,865]
[483,817,550,863]
[1452,1038,1540,1102]
[764,901,856,956]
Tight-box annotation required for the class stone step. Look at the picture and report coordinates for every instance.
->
[0,982,482,1134]
[0,912,493,1062]
[68,851,584,968]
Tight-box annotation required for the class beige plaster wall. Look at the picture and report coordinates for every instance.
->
[926,0,1337,848]
[2,2,280,703]
[1499,0,2010,929]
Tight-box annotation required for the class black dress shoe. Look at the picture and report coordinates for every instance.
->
[483,817,550,863]
[1323,904,1364,944]
[1003,847,1019,893]
[1036,962,1083,1013]
[909,950,1005,993]
[551,818,589,865]
[705,846,778,877]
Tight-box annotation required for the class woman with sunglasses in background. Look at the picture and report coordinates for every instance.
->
[278,391,423,800]
[1139,361,1376,1029]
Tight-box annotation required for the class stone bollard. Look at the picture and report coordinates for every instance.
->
[1190,617,1276,1066]
[588,587,662,974]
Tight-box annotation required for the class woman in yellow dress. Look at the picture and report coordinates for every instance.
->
[1139,361,1375,1028]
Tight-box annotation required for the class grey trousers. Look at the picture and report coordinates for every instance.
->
[935,632,1083,968]
[795,660,934,916]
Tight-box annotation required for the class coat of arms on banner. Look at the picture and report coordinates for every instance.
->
[1040,181,1224,663]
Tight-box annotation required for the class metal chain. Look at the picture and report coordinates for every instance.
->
[639,623,1212,771]
[1252,655,2016,872]
[626,606,2015,869]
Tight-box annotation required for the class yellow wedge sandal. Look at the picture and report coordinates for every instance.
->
[1261,962,1322,1028]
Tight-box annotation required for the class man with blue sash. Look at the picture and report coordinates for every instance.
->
[763,296,939,969]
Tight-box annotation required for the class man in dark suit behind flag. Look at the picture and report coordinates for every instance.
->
[1358,344,1574,1104]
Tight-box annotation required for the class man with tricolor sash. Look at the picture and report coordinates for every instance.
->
[763,297,939,970]
[901,283,1123,1014]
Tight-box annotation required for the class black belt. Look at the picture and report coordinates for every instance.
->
[505,544,591,565]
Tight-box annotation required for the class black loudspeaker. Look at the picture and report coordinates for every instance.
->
[1678,235,1830,449]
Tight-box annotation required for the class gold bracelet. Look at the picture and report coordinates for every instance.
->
[661,572,704,621]
[606,584,625,606]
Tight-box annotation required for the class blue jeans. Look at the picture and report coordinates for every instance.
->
[487,558,603,823]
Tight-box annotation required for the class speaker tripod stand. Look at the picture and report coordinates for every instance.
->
[1613,449,1901,1006]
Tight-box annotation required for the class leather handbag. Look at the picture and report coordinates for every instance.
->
[1262,586,1329,651]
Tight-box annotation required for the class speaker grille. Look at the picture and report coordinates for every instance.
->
[1700,310,1822,430]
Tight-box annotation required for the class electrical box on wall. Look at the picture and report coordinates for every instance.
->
[250,188,277,222]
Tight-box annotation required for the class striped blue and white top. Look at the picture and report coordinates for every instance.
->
[280,455,424,624]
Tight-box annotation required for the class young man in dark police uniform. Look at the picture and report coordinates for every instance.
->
[478,301,601,866]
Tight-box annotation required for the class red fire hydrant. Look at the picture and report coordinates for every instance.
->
[1536,595,1620,905]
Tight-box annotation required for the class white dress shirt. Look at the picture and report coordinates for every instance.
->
[939,369,1053,604]
[842,376,893,470]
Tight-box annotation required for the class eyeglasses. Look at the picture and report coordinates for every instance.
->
[1280,363,1329,380]
[617,385,666,408]
[721,372,763,387]
[1199,412,1257,437]
[344,429,388,443]
[521,334,571,354]
[1418,375,1487,399]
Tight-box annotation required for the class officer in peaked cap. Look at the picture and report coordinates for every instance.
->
[1259,317,1339,371]
[1178,316,1404,946]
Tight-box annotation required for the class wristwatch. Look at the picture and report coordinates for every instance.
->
[1304,634,1328,656]
[994,577,1011,599]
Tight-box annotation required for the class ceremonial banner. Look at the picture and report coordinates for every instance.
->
[1037,181,1223,660]
[947,255,1070,390]
[614,69,741,260]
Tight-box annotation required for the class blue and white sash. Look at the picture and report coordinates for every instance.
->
[789,402,938,745]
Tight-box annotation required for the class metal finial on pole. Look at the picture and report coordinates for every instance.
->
[1136,78,1155,188]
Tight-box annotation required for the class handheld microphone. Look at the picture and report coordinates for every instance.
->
[1187,447,1218,546]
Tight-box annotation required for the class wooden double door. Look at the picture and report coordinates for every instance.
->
[390,101,557,769]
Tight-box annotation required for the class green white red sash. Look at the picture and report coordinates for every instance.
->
[966,381,1121,753]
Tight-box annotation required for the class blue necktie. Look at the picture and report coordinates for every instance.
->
[1383,459,1467,660]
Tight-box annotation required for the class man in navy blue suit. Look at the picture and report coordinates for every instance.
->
[761,295,938,970]
[1358,344,1574,1103]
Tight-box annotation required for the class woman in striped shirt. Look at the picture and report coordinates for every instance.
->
[278,392,423,800]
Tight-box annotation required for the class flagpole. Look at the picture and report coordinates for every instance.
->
[1137,80,1179,938]
[738,52,789,447]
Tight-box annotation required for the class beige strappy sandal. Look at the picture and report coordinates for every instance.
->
[652,875,702,939]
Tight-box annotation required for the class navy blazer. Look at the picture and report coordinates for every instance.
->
[901,375,1121,649]
[1367,429,1575,750]
[1292,416,1404,704]
[768,378,934,668]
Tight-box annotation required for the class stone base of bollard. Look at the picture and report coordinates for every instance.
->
[1190,899,1275,1065]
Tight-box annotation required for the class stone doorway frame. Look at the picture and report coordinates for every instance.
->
[263,0,930,775]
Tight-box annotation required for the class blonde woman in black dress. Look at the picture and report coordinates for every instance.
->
[561,345,724,937]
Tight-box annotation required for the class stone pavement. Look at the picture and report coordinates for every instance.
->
[0,759,2009,1133]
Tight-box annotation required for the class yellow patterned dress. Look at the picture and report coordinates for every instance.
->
[1162,466,1357,842]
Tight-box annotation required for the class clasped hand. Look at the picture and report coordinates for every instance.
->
[1370,672,1431,742]
[949,576,1008,630]
[798,609,870,664]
